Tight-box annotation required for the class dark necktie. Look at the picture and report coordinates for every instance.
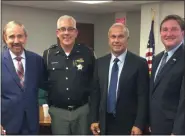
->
[155,52,168,82]
[15,56,24,87]
[107,58,119,114]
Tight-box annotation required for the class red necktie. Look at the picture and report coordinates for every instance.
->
[15,56,24,87]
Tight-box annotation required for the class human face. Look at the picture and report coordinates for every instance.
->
[56,19,78,48]
[108,26,128,56]
[160,19,184,51]
[4,24,27,56]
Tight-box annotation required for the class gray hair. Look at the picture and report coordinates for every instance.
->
[108,23,129,38]
[3,21,27,43]
[57,15,76,29]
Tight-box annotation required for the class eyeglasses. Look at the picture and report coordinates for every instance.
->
[58,27,76,32]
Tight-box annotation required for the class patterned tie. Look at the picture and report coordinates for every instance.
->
[155,52,168,82]
[15,56,24,87]
[107,58,119,114]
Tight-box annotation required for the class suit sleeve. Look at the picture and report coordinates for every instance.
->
[40,50,51,105]
[38,56,47,89]
[172,76,185,135]
[134,59,149,130]
[89,59,101,123]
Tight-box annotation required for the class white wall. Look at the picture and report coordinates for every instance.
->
[140,1,184,57]
[126,11,141,55]
[4,2,183,58]
[1,4,142,58]
[95,11,141,57]
[115,12,126,19]
[94,13,115,58]
[2,4,98,55]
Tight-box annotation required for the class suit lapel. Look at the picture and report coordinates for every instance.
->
[3,49,23,90]
[116,51,131,103]
[153,45,183,92]
[24,51,32,89]
[102,54,111,106]
[150,52,163,93]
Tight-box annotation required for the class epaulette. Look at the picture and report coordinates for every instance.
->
[49,44,58,49]
[45,44,57,66]
[76,43,91,50]
[76,43,96,58]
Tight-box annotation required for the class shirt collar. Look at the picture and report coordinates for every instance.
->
[111,49,127,63]
[165,42,182,57]
[9,49,26,60]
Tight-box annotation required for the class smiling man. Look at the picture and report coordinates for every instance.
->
[90,23,149,135]
[43,15,95,135]
[1,21,45,135]
[149,14,185,135]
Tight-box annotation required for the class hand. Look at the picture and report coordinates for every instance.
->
[148,126,151,132]
[1,125,6,135]
[131,126,142,135]
[90,123,100,136]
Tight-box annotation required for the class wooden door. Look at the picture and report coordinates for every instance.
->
[76,23,94,50]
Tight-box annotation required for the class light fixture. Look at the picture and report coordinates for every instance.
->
[72,1,112,4]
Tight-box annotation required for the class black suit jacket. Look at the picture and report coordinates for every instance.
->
[90,51,149,135]
[149,45,184,135]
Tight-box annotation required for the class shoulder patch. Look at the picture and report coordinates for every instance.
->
[49,44,58,49]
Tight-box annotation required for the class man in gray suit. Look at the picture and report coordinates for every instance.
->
[149,14,184,135]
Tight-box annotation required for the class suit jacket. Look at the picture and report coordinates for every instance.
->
[149,45,184,135]
[1,48,45,134]
[90,51,149,135]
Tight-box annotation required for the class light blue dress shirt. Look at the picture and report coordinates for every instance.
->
[108,50,127,99]
[154,42,183,81]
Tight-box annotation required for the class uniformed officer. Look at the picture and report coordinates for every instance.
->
[43,15,95,135]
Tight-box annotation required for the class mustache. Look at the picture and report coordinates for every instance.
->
[12,43,23,46]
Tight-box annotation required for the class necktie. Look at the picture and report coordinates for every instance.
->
[15,56,24,87]
[155,52,168,82]
[107,58,119,114]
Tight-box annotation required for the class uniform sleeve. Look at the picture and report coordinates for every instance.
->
[40,50,50,105]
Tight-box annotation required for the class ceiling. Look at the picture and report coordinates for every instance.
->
[2,1,159,14]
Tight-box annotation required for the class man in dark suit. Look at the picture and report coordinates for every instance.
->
[1,21,45,135]
[149,14,185,135]
[90,23,149,135]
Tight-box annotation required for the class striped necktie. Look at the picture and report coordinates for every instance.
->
[15,56,24,87]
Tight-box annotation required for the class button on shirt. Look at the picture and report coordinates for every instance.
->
[108,50,127,99]
[154,43,182,80]
[9,50,26,74]
[44,44,95,107]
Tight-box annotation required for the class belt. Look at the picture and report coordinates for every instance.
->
[106,112,116,118]
[52,101,88,111]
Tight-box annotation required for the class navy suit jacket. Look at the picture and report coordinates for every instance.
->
[149,45,184,135]
[1,48,45,134]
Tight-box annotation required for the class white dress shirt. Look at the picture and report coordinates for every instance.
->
[9,49,26,75]
[108,50,127,99]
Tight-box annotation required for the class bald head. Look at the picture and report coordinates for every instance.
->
[108,23,129,57]
[108,23,129,39]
